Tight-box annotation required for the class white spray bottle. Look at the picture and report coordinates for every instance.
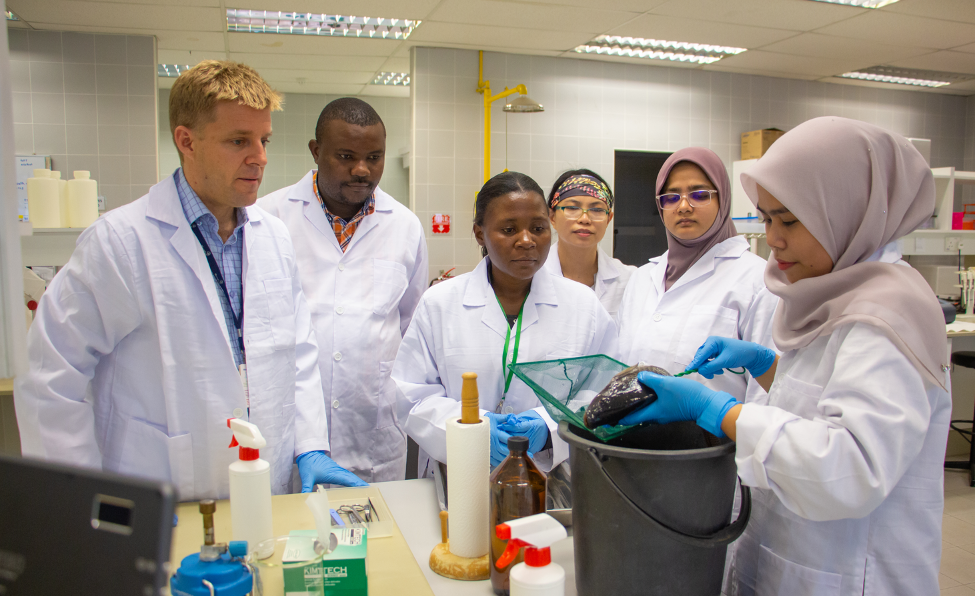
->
[495,513,568,596]
[227,418,274,558]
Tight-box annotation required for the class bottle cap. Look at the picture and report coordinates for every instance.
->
[73,171,91,179]
[507,436,529,452]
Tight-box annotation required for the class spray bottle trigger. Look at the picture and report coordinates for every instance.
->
[495,523,528,569]
[229,436,239,448]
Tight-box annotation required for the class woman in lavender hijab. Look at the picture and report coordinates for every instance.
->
[625,118,951,595]
[616,147,779,404]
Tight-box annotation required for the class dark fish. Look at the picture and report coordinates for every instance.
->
[583,364,671,428]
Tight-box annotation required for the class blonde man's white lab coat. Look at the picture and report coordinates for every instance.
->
[259,171,428,483]
[393,257,618,478]
[540,244,636,322]
[617,236,779,402]
[15,175,329,501]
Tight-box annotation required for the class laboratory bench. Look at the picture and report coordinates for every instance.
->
[170,479,578,596]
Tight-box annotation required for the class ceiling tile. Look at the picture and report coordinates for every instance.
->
[881,0,975,24]
[229,52,386,72]
[227,32,399,56]
[886,50,976,74]
[706,62,820,80]
[8,0,224,31]
[156,31,228,52]
[409,21,592,51]
[158,49,227,64]
[255,68,374,85]
[378,56,410,73]
[56,0,219,5]
[757,33,932,63]
[224,0,440,20]
[426,0,639,34]
[507,0,670,11]
[813,11,973,50]
[647,0,862,31]
[952,42,974,53]
[712,50,873,77]
[606,14,798,48]
[267,81,365,94]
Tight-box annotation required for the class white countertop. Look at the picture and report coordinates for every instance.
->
[376,479,577,596]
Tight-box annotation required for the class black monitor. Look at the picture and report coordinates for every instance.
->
[0,454,175,595]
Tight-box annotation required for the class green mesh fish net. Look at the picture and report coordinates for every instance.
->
[509,354,640,442]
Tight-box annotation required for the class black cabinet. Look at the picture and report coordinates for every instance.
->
[613,150,672,267]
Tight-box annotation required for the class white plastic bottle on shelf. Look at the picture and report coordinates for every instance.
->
[52,171,68,225]
[67,171,99,228]
[495,513,567,596]
[227,418,274,559]
[26,169,61,228]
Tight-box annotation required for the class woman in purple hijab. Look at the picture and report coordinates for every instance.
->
[616,147,779,404]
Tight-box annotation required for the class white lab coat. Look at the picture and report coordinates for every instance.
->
[617,236,779,403]
[540,244,637,322]
[393,257,618,477]
[15,175,329,501]
[726,321,951,595]
[258,171,428,483]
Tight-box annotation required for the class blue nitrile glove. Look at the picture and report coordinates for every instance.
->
[485,412,512,467]
[499,411,550,456]
[296,451,368,491]
[619,372,740,438]
[688,336,776,379]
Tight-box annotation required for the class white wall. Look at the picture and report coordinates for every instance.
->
[411,47,975,281]
[158,90,410,205]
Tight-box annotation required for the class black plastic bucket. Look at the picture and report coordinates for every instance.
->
[558,420,750,596]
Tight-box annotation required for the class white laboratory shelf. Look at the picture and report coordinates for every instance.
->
[20,227,84,267]
[735,223,974,256]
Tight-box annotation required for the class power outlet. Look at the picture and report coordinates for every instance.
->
[945,236,960,252]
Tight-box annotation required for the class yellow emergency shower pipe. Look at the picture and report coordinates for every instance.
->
[476,51,529,183]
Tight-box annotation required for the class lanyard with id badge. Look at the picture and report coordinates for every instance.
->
[190,221,250,413]
[494,294,527,415]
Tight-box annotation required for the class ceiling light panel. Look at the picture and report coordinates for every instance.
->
[5,10,20,20]
[835,65,972,88]
[371,72,410,86]
[806,0,901,7]
[158,64,193,78]
[575,35,746,65]
[226,9,420,40]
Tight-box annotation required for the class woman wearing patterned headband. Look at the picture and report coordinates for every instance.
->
[616,148,779,403]
[543,169,636,321]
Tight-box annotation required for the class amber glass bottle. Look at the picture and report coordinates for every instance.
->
[489,436,547,596]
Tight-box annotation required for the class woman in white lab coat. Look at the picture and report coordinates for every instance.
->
[617,147,778,402]
[542,169,636,321]
[623,117,951,595]
[393,172,617,477]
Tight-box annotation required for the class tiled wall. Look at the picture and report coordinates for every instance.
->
[158,90,410,205]
[9,29,157,213]
[411,47,976,281]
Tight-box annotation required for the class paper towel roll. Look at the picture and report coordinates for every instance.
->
[446,415,490,558]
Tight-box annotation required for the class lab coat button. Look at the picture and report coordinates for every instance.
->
[504,406,514,414]
[653,312,662,322]
[232,408,244,418]
[333,352,342,361]
[332,400,340,409]
[338,264,345,271]
[336,306,344,315]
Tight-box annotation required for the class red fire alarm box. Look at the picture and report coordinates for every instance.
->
[432,214,451,234]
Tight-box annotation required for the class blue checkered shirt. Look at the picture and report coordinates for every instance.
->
[174,169,247,367]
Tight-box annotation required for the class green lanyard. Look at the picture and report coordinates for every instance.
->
[495,293,527,409]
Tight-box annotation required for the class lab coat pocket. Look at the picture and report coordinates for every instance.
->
[674,305,739,367]
[118,418,194,500]
[373,259,408,316]
[756,545,842,596]
[376,360,398,430]
[771,374,824,420]
[262,277,295,349]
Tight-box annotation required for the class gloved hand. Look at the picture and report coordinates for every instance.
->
[688,336,776,379]
[500,411,550,456]
[619,372,740,438]
[296,451,368,491]
[485,412,512,467]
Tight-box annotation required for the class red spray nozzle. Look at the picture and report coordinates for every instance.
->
[494,515,565,569]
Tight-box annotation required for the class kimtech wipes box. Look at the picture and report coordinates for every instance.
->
[283,528,368,596]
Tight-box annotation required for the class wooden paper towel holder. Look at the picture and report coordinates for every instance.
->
[430,510,490,581]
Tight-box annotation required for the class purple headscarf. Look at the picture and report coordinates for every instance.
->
[655,148,738,291]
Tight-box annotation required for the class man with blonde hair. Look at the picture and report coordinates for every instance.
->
[16,61,363,501]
